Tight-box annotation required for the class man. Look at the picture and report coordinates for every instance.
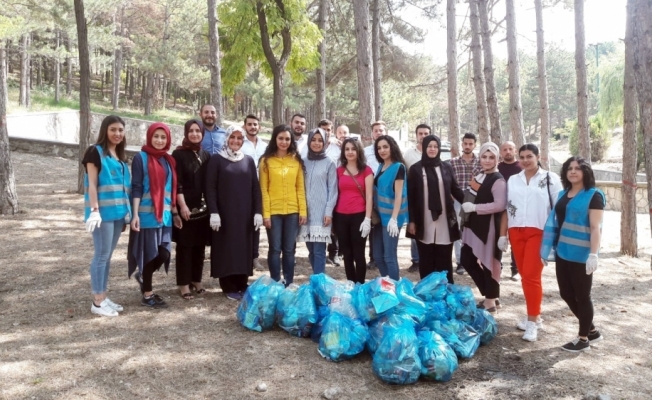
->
[497,141,522,280]
[326,123,349,162]
[291,114,308,157]
[241,114,269,271]
[199,104,227,155]
[363,121,387,269]
[403,124,432,273]
[449,132,482,275]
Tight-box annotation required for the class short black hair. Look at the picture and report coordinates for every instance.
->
[291,113,306,122]
[462,132,477,142]
[318,119,332,128]
[560,156,596,190]
[415,124,432,134]
[244,114,259,124]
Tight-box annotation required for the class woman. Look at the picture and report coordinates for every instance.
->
[459,142,506,312]
[503,143,563,341]
[206,125,262,301]
[372,135,408,281]
[259,125,307,286]
[334,138,373,284]
[297,128,338,275]
[128,122,179,309]
[172,120,211,300]
[82,115,131,317]
[406,135,464,283]
[541,157,605,352]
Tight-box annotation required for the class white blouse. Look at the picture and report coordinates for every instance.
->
[506,168,563,230]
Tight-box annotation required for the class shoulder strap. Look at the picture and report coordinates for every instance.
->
[546,172,553,209]
[345,166,366,202]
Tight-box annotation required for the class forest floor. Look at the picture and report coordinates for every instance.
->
[1,152,652,400]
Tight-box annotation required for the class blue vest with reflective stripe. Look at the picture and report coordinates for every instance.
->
[138,152,173,229]
[556,187,604,263]
[84,145,131,222]
[374,162,408,227]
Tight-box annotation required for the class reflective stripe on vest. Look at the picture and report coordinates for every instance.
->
[373,162,408,227]
[84,144,131,222]
[138,151,173,229]
[556,187,604,263]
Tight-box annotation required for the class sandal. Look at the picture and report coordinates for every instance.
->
[181,292,194,300]
[190,283,206,295]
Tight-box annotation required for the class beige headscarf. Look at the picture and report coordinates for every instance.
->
[479,142,500,173]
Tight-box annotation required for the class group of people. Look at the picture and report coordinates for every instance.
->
[82,107,605,353]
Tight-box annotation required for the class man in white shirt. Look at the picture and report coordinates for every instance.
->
[364,121,387,270]
[326,124,350,162]
[240,114,268,271]
[291,114,308,158]
[403,124,433,273]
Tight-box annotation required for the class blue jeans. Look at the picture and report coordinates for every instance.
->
[90,219,125,294]
[307,242,327,275]
[266,214,299,285]
[371,224,401,280]
[410,239,419,263]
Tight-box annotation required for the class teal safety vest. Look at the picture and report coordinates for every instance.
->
[138,152,173,229]
[374,162,408,227]
[84,145,131,222]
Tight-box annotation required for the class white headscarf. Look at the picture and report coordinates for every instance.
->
[218,125,245,162]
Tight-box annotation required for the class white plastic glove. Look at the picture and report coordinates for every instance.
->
[387,218,399,237]
[253,214,263,231]
[541,258,548,267]
[462,202,477,213]
[210,213,221,231]
[586,253,598,275]
[86,211,102,233]
[497,236,508,251]
[359,217,371,238]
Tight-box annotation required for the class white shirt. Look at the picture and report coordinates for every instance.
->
[403,146,421,169]
[296,135,308,158]
[506,168,563,230]
[326,143,341,163]
[364,144,380,175]
[241,135,268,168]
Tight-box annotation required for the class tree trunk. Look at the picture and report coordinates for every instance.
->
[207,0,225,126]
[129,67,135,99]
[535,0,551,169]
[66,34,72,95]
[371,0,382,121]
[74,0,93,194]
[446,0,460,157]
[353,0,375,144]
[470,0,490,143]
[26,36,31,107]
[621,0,638,257]
[505,0,525,149]
[144,73,154,115]
[19,34,28,106]
[315,0,328,121]
[574,0,591,161]
[1,41,7,106]
[55,31,61,103]
[478,0,501,144]
[112,7,124,111]
[0,42,18,215]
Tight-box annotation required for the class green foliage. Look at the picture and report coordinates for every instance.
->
[568,114,611,162]
[598,61,625,128]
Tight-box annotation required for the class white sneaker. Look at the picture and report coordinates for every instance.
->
[104,298,123,312]
[517,317,544,331]
[91,300,119,317]
[522,321,538,342]
[253,258,265,271]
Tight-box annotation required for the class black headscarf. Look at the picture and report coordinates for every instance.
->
[421,135,443,221]
[307,128,328,161]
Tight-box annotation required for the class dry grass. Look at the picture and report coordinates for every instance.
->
[1,152,652,400]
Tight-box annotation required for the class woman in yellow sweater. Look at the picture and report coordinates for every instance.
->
[259,124,307,285]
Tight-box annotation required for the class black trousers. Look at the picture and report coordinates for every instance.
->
[416,241,454,283]
[461,244,500,299]
[334,211,367,284]
[368,225,375,262]
[219,274,249,294]
[327,232,341,258]
[142,246,170,293]
[253,229,260,259]
[556,256,595,337]
[175,244,205,286]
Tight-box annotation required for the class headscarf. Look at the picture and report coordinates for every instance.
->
[479,142,500,173]
[307,128,328,161]
[141,122,177,223]
[218,125,245,162]
[176,119,204,151]
[420,135,443,221]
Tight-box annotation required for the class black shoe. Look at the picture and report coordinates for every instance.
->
[407,262,419,273]
[561,338,590,352]
[587,330,603,344]
[329,255,341,267]
[456,265,465,275]
[141,293,169,308]
[367,261,376,270]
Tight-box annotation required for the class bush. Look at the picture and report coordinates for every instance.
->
[568,114,611,162]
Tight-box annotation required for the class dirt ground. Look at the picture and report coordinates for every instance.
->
[1,151,651,400]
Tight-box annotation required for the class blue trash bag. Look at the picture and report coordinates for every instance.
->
[236,275,285,332]
[393,278,427,325]
[427,320,481,359]
[372,325,422,385]
[445,284,477,324]
[354,277,401,323]
[413,271,449,302]
[423,300,450,325]
[311,273,352,307]
[275,283,318,338]
[471,308,498,345]
[366,312,416,355]
[318,312,369,362]
[417,330,459,382]
[310,305,331,343]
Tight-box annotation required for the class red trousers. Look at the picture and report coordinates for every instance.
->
[509,227,544,316]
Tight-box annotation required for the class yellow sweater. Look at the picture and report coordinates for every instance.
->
[259,155,307,218]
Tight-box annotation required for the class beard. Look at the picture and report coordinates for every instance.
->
[503,154,514,162]
[202,118,215,127]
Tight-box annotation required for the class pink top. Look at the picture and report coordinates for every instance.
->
[335,166,373,214]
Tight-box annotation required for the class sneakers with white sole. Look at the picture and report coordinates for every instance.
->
[104,298,123,312]
[91,300,119,317]
[561,337,591,352]
[587,330,603,344]
[522,321,538,342]
[517,317,544,331]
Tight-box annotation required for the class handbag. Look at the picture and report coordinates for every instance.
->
[187,196,209,221]
[345,166,380,226]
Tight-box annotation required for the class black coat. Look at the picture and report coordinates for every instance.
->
[406,160,464,242]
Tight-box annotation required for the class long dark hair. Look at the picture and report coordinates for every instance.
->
[560,156,595,190]
[339,138,367,171]
[374,135,406,166]
[94,115,127,161]
[260,124,303,172]
[518,143,541,167]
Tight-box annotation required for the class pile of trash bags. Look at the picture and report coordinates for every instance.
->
[236,272,498,384]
